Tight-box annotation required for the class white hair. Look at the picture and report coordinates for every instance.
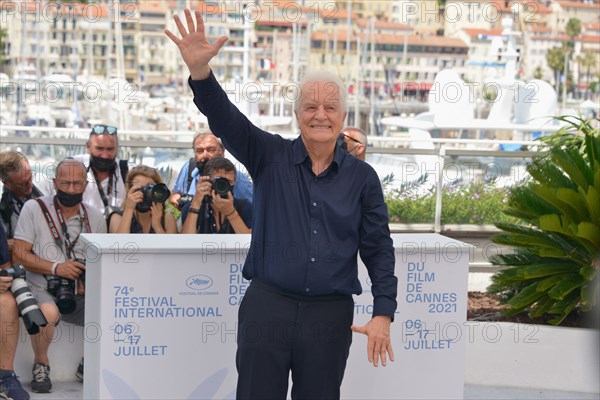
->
[294,71,347,113]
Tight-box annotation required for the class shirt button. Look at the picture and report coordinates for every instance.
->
[310,257,315,262]
[305,288,310,292]
[312,202,317,207]
[313,230,317,234]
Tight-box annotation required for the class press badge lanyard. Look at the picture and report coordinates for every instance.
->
[89,165,115,210]
[35,198,91,261]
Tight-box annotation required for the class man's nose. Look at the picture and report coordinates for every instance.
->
[315,105,327,119]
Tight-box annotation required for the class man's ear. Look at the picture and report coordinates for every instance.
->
[357,144,366,156]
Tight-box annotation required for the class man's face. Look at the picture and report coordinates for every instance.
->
[4,161,33,198]
[53,162,88,195]
[296,81,346,146]
[342,130,364,156]
[87,133,118,160]
[194,136,223,163]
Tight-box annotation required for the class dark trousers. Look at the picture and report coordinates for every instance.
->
[236,280,354,400]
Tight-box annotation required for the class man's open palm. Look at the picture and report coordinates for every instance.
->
[164,9,228,80]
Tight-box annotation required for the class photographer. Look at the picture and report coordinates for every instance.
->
[108,165,177,234]
[12,160,106,392]
[181,157,252,234]
[170,132,253,208]
[0,224,30,400]
[0,151,44,257]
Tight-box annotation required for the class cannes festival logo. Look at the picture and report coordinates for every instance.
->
[186,275,214,291]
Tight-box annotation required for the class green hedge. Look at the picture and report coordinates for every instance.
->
[385,179,514,225]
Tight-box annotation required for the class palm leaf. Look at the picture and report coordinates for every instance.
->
[490,118,599,325]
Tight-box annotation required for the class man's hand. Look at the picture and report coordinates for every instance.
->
[7,238,14,252]
[211,190,234,214]
[165,9,228,80]
[169,193,182,208]
[0,276,13,293]
[351,315,394,367]
[56,260,85,281]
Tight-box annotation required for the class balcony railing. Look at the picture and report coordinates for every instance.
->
[0,125,545,234]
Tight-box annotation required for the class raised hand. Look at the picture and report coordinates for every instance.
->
[164,9,228,80]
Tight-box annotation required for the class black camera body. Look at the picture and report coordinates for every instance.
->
[135,183,171,212]
[46,276,77,314]
[209,177,232,199]
[0,264,48,334]
[75,258,86,284]
[178,194,194,208]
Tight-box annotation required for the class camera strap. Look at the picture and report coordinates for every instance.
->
[89,164,115,210]
[35,198,91,261]
[53,197,91,260]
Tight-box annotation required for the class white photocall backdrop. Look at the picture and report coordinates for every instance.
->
[81,234,471,400]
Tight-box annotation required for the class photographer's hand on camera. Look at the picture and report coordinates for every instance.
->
[211,190,237,219]
[150,202,166,233]
[124,185,144,211]
[193,176,212,205]
[0,275,13,292]
[55,259,85,281]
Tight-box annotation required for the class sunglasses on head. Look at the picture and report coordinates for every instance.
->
[91,125,118,135]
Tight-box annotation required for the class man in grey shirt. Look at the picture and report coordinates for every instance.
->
[13,160,106,393]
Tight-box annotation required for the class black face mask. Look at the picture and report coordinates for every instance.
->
[135,203,152,213]
[56,190,83,208]
[90,155,116,172]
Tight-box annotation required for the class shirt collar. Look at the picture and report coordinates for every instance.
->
[291,137,346,171]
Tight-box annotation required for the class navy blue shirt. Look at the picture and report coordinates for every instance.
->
[190,73,397,317]
[181,198,253,233]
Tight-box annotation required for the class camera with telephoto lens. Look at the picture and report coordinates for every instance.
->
[209,177,232,199]
[0,264,48,334]
[46,275,77,315]
[136,183,171,207]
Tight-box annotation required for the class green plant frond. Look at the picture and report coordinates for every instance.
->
[548,292,580,325]
[550,146,594,189]
[529,296,557,318]
[583,185,600,225]
[532,187,584,221]
[579,264,598,281]
[505,282,545,312]
[536,274,569,292]
[547,274,585,300]
[556,188,590,220]
[574,222,600,248]
[527,160,576,190]
[580,280,599,310]
[584,130,600,164]
[516,263,578,280]
[505,186,559,218]
[490,251,553,266]
[490,117,598,325]
[492,225,577,253]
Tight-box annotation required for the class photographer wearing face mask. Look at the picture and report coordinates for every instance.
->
[63,124,131,217]
[12,159,107,392]
[340,126,368,161]
[108,165,178,234]
[181,157,252,234]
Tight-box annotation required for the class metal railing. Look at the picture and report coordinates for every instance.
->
[0,125,547,233]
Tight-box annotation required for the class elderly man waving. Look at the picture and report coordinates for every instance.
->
[166,9,397,400]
